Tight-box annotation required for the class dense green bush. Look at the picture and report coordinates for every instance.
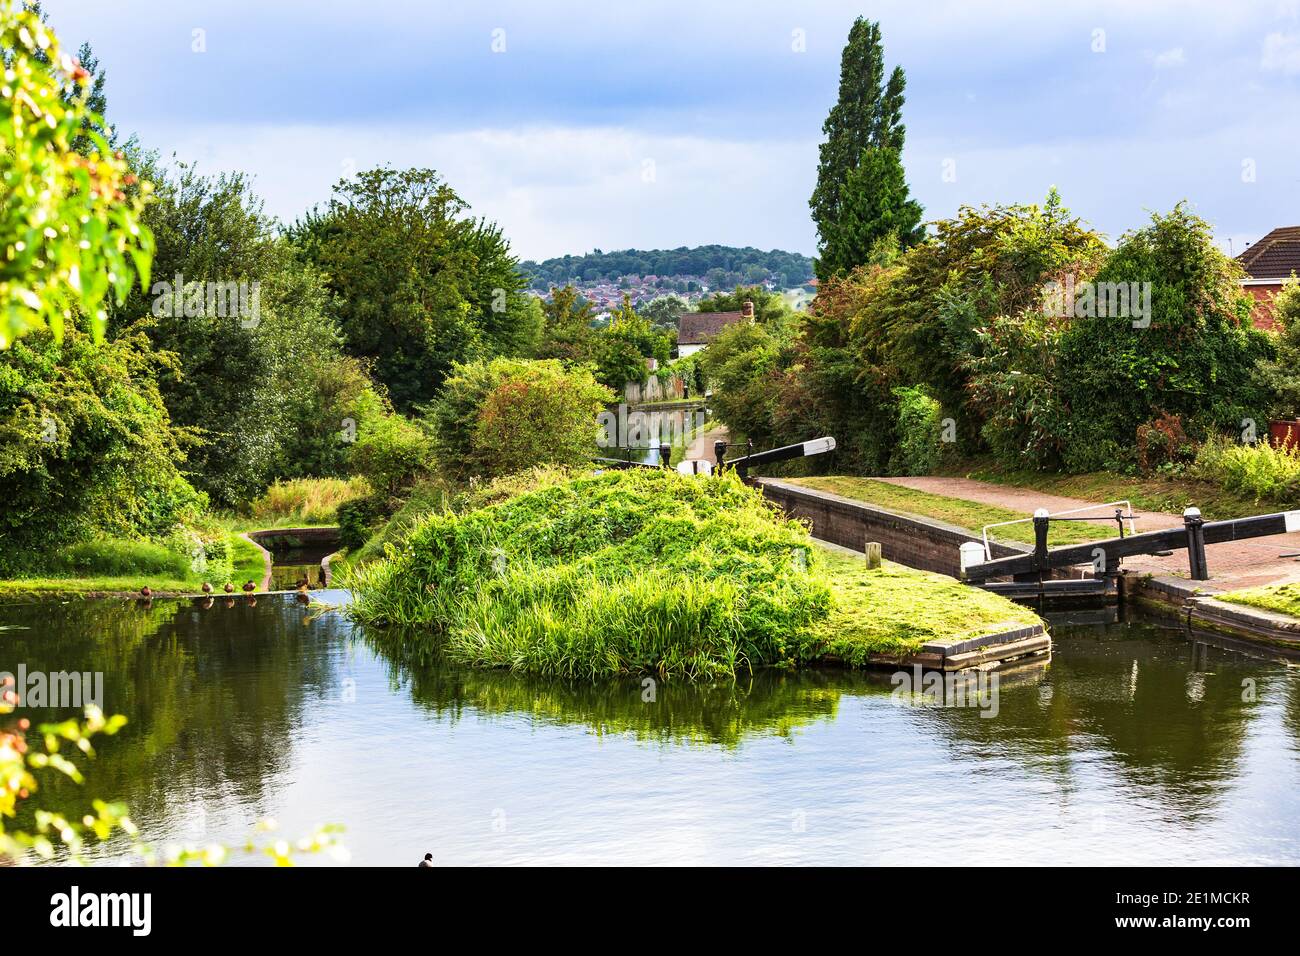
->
[425,357,613,481]
[345,469,833,678]
[1253,279,1300,419]
[1058,205,1270,473]
[0,325,202,573]
[888,385,945,475]
[1191,435,1300,502]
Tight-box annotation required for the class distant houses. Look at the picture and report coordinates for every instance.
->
[1238,226,1300,330]
[676,301,754,357]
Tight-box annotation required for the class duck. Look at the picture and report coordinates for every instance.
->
[295,576,310,591]
[201,582,213,595]
[241,580,256,593]
[139,586,152,599]
[223,582,235,594]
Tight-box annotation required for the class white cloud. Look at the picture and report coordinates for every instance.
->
[1153,47,1187,68]
[159,123,818,261]
[1261,31,1300,73]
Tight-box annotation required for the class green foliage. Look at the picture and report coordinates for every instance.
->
[294,167,533,412]
[520,245,813,289]
[426,357,613,481]
[698,319,782,446]
[1191,434,1300,502]
[882,190,1106,435]
[348,390,431,501]
[964,309,1070,469]
[888,385,945,475]
[0,4,153,348]
[1253,278,1300,418]
[594,295,670,389]
[1058,204,1270,472]
[0,324,201,572]
[345,469,833,679]
[810,17,921,278]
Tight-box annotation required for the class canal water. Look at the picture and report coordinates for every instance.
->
[2,594,1299,865]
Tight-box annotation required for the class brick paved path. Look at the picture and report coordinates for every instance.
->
[877,476,1300,591]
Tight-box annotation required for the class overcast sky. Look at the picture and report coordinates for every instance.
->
[41,0,1300,261]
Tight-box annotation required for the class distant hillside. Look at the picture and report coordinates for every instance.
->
[520,245,815,290]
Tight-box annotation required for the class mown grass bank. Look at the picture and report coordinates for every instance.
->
[344,468,1040,679]
[784,476,1103,546]
[1217,583,1300,620]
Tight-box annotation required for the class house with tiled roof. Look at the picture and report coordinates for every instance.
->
[676,300,753,356]
[1237,226,1300,330]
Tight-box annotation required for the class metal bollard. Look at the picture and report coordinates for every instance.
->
[1184,507,1208,581]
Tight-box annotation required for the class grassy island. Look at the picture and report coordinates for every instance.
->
[345,468,1041,679]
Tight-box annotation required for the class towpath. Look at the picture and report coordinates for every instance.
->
[876,476,1300,591]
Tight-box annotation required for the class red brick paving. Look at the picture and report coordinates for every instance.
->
[877,476,1300,591]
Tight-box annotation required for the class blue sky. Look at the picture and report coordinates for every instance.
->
[42,0,1300,261]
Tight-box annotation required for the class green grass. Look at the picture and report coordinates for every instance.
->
[785,476,1103,546]
[229,534,269,583]
[0,531,266,599]
[948,457,1290,521]
[345,468,1041,679]
[246,477,369,525]
[1217,582,1300,619]
[813,546,1040,663]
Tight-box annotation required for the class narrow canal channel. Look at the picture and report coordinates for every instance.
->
[2,594,1298,865]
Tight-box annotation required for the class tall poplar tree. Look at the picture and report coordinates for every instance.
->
[810,18,923,278]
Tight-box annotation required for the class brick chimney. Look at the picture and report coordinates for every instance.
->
[742,300,754,319]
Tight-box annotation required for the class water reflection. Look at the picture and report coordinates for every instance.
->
[1,595,1298,865]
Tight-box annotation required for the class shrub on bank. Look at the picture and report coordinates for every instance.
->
[54,539,193,579]
[345,469,832,678]
[248,477,370,525]
[425,357,613,482]
[1191,435,1300,502]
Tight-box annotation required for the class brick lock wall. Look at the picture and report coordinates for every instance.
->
[756,478,1031,577]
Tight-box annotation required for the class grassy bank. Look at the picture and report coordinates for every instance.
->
[813,546,1040,663]
[0,531,270,600]
[1217,583,1300,619]
[947,459,1291,521]
[784,476,1103,546]
[345,468,1040,678]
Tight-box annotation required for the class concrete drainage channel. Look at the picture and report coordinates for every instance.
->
[243,527,343,592]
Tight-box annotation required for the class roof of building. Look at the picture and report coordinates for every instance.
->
[677,310,746,345]
[1238,226,1300,280]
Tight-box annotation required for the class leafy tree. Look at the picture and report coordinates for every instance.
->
[1058,204,1271,471]
[1,3,152,347]
[1254,278,1300,418]
[348,389,431,501]
[0,324,201,570]
[293,167,534,411]
[642,294,688,331]
[809,17,921,278]
[818,146,923,277]
[535,284,597,362]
